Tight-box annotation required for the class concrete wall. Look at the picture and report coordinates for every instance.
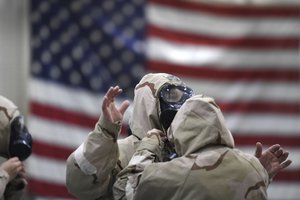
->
[0,0,29,116]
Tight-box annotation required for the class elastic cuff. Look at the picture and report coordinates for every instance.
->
[0,169,9,183]
[74,144,97,175]
[96,116,122,140]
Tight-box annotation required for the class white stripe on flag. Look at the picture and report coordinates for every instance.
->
[30,79,101,117]
[147,3,300,38]
[30,78,133,121]
[185,0,300,6]
[225,113,300,134]
[268,182,300,200]
[182,78,300,103]
[26,155,66,184]
[147,38,299,68]
[29,115,90,148]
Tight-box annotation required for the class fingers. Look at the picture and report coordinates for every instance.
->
[278,150,291,163]
[106,86,122,102]
[275,148,284,157]
[280,160,292,170]
[273,146,292,171]
[255,142,263,158]
[272,146,287,160]
[0,157,24,181]
[17,171,26,179]
[149,128,165,138]
[267,144,280,154]
[8,157,19,162]
[1,157,22,169]
[16,163,24,172]
[101,96,112,122]
[146,129,164,145]
[119,100,130,115]
[102,86,122,106]
[10,158,24,172]
[101,86,124,122]
[147,129,163,137]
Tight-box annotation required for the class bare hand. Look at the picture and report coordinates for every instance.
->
[0,157,24,182]
[146,129,166,146]
[255,142,292,179]
[102,86,130,123]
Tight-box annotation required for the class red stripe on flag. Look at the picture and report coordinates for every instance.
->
[273,170,300,182]
[33,133,130,161]
[32,134,300,158]
[148,61,300,82]
[219,101,300,115]
[32,140,74,160]
[30,101,130,136]
[30,101,97,128]
[148,25,300,49]
[150,0,300,17]
[31,136,300,182]
[234,134,300,147]
[28,179,75,199]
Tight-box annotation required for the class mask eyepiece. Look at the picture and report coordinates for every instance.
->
[159,84,193,130]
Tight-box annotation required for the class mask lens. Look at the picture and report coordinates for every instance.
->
[161,87,185,103]
[159,84,194,130]
[160,85,193,104]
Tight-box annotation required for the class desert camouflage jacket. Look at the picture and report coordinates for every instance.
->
[0,96,27,200]
[66,73,187,200]
[114,95,269,200]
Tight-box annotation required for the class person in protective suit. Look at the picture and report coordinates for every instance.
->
[66,72,291,200]
[65,73,192,199]
[114,95,292,200]
[0,95,33,200]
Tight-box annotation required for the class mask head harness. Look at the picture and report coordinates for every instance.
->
[9,115,33,161]
[159,84,193,130]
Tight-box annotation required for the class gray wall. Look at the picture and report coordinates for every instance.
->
[0,0,29,116]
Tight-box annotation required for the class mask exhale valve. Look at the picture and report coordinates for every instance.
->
[9,116,33,161]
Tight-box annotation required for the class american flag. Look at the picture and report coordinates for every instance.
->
[28,0,300,199]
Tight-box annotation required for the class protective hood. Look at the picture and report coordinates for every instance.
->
[129,73,186,139]
[168,95,235,156]
[0,95,20,157]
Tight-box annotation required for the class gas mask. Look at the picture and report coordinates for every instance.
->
[9,115,32,161]
[159,84,194,131]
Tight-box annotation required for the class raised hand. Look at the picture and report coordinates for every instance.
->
[101,86,130,123]
[0,157,24,182]
[255,142,292,179]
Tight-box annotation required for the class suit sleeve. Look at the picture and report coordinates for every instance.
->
[113,135,163,200]
[133,159,186,200]
[0,169,9,198]
[66,116,122,200]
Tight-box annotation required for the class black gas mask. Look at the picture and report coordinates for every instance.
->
[159,84,194,130]
[9,116,33,161]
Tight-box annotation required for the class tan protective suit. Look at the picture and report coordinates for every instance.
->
[0,95,26,200]
[114,95,269,200]
[65,73,186,199]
